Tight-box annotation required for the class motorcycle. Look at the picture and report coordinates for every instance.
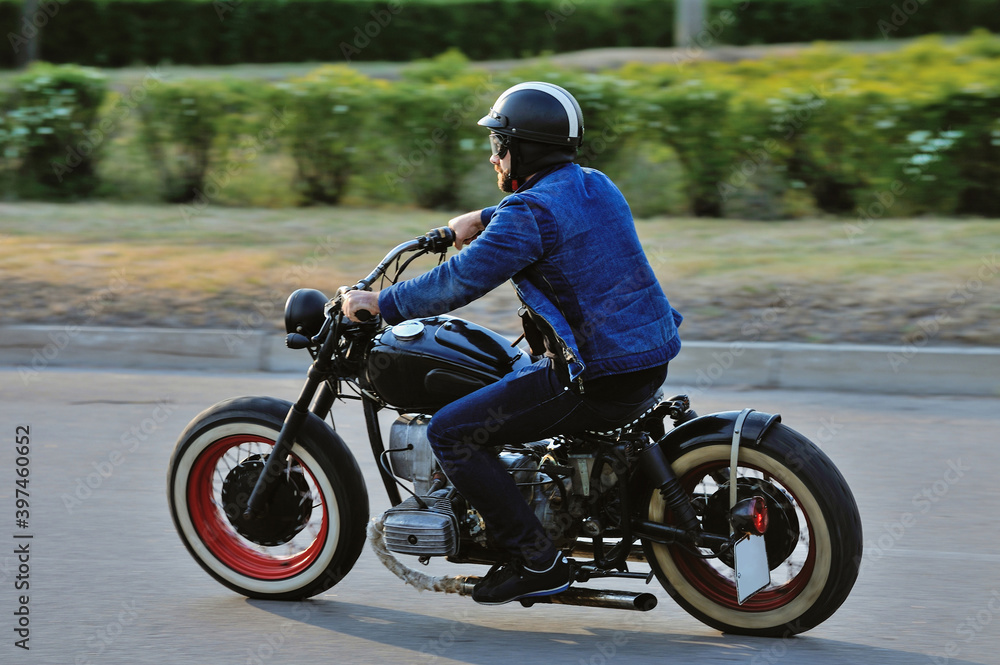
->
[167,226,862,637]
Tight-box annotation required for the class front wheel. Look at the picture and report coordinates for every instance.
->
[643,424,862,636]
[167,396,369,599]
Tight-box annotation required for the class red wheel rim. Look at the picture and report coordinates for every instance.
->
[187,434,329,580]
[667,460,816,612]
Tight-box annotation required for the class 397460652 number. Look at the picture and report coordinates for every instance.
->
[15,425,30,492]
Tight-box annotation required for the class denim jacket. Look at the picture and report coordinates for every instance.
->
[378,162,682,385]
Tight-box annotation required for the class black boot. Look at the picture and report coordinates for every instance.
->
[472,555,572,605]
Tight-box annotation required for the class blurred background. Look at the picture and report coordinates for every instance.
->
[2,9,998,665]
[0,0,998,349]
[2,10,997,663]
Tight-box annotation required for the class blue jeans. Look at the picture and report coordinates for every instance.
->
[427,358,667,568]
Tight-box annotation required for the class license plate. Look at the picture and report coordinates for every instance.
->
[734,533,770,604]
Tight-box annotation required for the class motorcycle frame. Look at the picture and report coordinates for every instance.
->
[243,229,784,569]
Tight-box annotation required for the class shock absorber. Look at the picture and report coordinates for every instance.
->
[638,441,700,533]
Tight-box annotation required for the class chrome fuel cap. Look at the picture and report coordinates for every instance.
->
[391,321,425,340]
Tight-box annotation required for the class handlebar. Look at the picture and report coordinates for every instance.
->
[340,226,455,324]
[353,226,454,292]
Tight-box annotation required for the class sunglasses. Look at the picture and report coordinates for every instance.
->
[488,133,510,158]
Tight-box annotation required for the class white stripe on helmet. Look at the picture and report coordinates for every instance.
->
[496,82,580,139]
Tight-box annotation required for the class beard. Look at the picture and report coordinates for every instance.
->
[496,166,514,193]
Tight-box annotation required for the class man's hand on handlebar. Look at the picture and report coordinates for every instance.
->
[341,289,380,323]
[447,210,485,250]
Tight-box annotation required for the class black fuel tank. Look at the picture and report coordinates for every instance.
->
[365,316,531,412]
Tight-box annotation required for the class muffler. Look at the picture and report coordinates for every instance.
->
[457,580,657,612]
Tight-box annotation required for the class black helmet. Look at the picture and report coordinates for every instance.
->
[284,288,329,336]
[478,82,584,148]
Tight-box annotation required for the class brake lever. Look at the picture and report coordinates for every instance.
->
[310,309,335,345]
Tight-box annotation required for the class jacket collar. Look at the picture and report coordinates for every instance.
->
[514,162,572,194]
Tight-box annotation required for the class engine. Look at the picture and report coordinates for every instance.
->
[381,414,570,558]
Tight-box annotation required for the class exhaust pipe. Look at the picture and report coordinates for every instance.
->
[457,580,657,612]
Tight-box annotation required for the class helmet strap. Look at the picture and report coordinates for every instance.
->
[509,138,525,189]
[498,138,523,193]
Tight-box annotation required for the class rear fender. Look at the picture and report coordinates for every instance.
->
[657,410,782,462]
[629,409,782,513]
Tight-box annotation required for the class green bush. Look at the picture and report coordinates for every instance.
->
[0,0,673,68]
[942,92,1000,217]
[892,90,1000,217]
[277,66,385,205]
[2,0,999,69]
[0,87,14,195]
[781,88,899,214]
[137,81,219,203]
[136,78,266,204]
[717,0,1000,44]
[766,40,1000,217]
[2,63,107,198]
[4,34,1000,217]
[620,34,1000,217]
[633,79,743,216]
[376,52,503,208]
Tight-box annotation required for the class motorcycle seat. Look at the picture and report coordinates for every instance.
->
[583,390,663,438]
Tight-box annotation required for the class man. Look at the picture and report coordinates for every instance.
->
[342,81,682,605]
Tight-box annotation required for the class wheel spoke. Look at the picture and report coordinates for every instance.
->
[654,457,816,612]
[186,434,330,580]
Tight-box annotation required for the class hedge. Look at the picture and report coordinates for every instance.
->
[2,34,999,217]
[3,0,1000,69]
[623,33,1000,216]
[277,66,386,205]
[0,63,107,198]
[714,0,1000,45]
[0,0,674,68]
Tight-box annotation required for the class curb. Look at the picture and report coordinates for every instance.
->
[669,340,1000,397]
[2,325,998,396]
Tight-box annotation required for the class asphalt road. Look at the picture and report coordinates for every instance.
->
[0,367,998,665]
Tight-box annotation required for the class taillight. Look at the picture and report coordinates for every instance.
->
[731,496,769,535]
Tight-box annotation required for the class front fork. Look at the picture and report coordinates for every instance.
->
[244,314,346,520]
[243,336,402,520]
[243,362,329,519]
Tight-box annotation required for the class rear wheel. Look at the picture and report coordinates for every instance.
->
[168,396,368,599]
[643,424,862,636]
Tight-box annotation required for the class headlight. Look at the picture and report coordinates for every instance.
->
[284,289,329,336]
